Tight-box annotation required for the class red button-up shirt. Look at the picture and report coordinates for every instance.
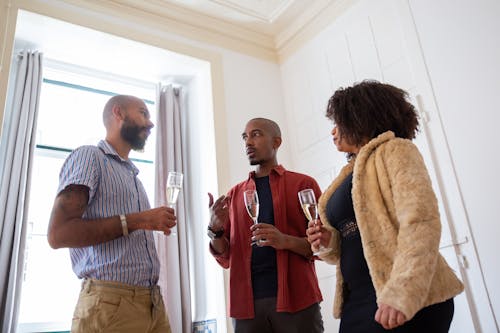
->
[211,165,323,319]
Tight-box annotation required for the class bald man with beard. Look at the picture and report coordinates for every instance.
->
[48,95,175,333]
[208,118,324,333]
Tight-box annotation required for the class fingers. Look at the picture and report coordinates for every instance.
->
[306,223,322,243]
[375,303,406,330]
[250,222,271,231]
[134,206,178,234]
[396,311,406,327]
[375,304,387,328]
[142,206,176,233]
[210,195,230,211]
[250,223,273,237]
[162,207,177,228]
[306,225,319,237]
[161,206,176,219]
[310,239,321,253]
[251,223,275,246]
[251,236,268,246]
[208,192,214,207]
[375,307,382,324]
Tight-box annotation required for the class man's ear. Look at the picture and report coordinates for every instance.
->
[273,137,282,149]
[112,104,124,120]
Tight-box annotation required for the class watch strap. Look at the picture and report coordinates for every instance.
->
[120,214,129,236]
[207,226,224,239]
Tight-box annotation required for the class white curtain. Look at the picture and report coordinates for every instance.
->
[154,84,192,333]
[0,50,43,332]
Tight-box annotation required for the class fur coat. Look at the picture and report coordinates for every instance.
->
[318,131,464,320]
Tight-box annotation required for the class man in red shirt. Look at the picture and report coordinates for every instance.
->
[208,118,324,332]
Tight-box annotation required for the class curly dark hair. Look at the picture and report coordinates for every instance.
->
[326,80,419,146]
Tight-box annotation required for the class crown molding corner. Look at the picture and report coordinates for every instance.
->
[276,0,359,64]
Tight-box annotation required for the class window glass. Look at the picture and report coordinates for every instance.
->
[36,78,157,162]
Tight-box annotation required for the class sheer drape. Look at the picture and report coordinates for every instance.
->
[154,84,192,333]
[0,50,43,332]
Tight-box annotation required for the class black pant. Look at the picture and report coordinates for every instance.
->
[340,290,454,333]
[233,297,324,333]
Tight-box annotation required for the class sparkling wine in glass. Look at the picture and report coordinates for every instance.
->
[298,188,332,256]
[164,171,183,236]
[166,171,183,208]
[244,190,264,245]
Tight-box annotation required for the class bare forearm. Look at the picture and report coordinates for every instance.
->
[284,235,313,259]
[47,215,124,248]
[210,237,229,255]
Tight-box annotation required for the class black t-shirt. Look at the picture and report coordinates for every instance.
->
[251,176,278,299]
[326,173,372,291]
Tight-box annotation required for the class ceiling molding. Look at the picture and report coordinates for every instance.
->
[208,0,295,23]
[276,0,359,62]
[275,0,334,55]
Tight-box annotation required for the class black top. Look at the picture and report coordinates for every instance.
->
[251,176,278,299]
[328,174,454,332]
[325,173,372,291]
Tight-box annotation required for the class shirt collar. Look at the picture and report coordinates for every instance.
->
[98,140,139,174]
[247,164,286,180]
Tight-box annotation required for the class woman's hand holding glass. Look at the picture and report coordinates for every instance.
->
[299,188,332,256]
[306,220,332,255]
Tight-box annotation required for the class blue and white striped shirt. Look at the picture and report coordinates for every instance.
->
[58,140,160,287]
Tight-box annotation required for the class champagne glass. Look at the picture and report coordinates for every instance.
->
[165,171,183,236]
[298,188,332,256]
[166,171,183,208]
[243,190,264,245]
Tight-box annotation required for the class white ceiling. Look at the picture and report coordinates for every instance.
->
[123,0,348,57]
[165,0,297,23]
[158,0,332,35]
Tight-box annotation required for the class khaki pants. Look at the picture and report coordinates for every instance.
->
[71,279,171,333]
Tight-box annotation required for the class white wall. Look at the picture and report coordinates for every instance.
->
[279,0,499,331]
[220,49,291,186]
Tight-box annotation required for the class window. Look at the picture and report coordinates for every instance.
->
[17,66,157,332]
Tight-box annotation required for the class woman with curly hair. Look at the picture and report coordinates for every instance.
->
[307,81,463,332]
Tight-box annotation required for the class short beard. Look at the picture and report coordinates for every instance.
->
[121,121,147,151]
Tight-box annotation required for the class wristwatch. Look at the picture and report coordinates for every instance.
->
[207,226,224,240]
